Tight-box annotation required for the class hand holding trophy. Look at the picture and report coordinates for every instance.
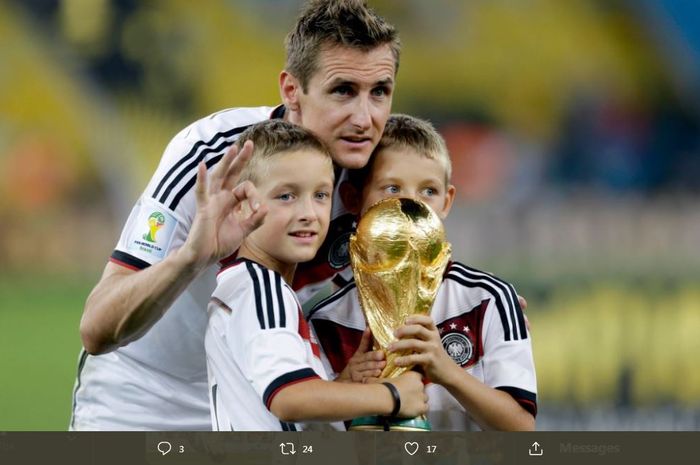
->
[348,197,451,431]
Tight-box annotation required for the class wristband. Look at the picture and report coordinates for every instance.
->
[382,382,401,418]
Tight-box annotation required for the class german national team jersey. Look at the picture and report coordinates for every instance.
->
[308,261,537,431]
[71,106,281,431]
[206,258,333,431]
[70,104,356,430]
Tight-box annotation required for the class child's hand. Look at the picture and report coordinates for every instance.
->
[338,328,386,383]
[518,295,531,331]
[386,371,429,418]
[388,315,455,385]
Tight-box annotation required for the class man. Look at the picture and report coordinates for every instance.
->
[71,0,401,430]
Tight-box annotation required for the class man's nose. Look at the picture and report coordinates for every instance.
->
[350,96,372,131]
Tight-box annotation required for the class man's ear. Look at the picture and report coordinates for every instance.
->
[339,181,361,215]
[439,184,457,219]
[279,71,301,112]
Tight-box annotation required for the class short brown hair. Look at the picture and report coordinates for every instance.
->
[285,0,401,91]
[348,114,452,188]
[235,120,333,184]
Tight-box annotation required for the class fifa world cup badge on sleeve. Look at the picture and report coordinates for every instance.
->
[127,206,178,261]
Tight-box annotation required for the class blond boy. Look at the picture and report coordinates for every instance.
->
[309,114,537,431]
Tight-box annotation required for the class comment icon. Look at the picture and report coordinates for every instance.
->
[157,441,172,456]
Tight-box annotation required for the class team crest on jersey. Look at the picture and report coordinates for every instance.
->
[328,232,351,269]
[127,206,177,261]
[442,332,473,366]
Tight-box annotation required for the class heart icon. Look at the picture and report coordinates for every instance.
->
[404,442,419,456]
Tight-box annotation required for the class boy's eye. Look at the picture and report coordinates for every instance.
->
[276,193,295,201]
[315,191,331,201]
[422,187,438,196]
[383,185,400,194]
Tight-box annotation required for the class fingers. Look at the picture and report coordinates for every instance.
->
[231,180,260,212]
[209,145,238,193]
[517,295,530,330]
[222,141,254,190]
[239,203,267,236]
[404,314,436,329]
[393,353,430,368]
[518,294,528,310]
[349,348,385,382]
[388,338,428,354]
[361,350,386,362]
[230,181,267,234]
[355,328,373,354]
[356,369,382,382]
[397,316,438,342]
[352,358,386,373]
[394,323,434,341]
[195,162,207,206]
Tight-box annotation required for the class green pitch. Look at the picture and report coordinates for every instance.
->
[0,274,89,430]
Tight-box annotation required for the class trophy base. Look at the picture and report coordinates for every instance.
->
[348,415,432,431]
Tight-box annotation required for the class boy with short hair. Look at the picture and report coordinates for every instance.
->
[205,119,427,431]
[309,114,537,431]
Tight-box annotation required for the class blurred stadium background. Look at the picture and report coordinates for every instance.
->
[1,0,698,430]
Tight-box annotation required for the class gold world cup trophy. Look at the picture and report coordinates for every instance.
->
[348,197,451,431]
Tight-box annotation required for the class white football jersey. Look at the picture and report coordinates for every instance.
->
[308,261,537,431]
[71,105,283,431]
[206,259,335,431]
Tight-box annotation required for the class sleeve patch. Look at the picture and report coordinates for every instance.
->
[125,206,178,261]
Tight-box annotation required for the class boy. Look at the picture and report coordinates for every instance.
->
[309,114,537,431]
[205,120,427,431]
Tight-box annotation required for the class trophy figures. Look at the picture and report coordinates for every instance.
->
[348,198,451,431]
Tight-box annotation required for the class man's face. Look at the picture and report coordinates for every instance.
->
[360,146,455,219]
[283,45,395,170]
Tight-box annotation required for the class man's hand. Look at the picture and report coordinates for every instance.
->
[183,140,267,269]
[338,328,386,383]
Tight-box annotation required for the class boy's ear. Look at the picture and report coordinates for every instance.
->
[279,71,301,112]
[439,184,457,219]
[339,180,361,215]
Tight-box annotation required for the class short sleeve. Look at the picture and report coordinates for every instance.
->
[111,196,189,269]
[482,297,538,416]
[219,263,321,410]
